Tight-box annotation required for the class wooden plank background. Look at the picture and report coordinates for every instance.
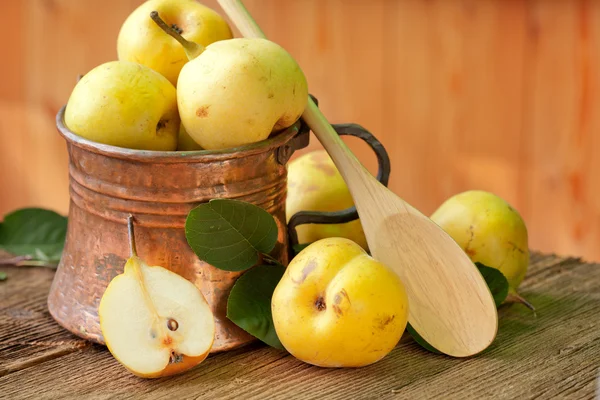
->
[2,252,600,398]
[1,0,599,261]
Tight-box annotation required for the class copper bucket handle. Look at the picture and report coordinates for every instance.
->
[274,94,319,165]
[287,119,391,249]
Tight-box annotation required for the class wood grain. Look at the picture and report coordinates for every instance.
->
[0,266,90,377]
[1,0,600,262]
[0,253,599,399]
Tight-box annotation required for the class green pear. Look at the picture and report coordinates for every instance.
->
[176,124,203,151]
[151,12,308,151]
[65,60,179,151]
[430,190,533,310]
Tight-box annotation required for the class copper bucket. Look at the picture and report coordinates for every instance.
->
[47,105,310,353]
[47,102,391,353]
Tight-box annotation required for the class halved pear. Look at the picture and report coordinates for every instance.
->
[99,216,215,378]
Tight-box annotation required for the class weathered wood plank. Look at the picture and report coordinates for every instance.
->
[3,0,600,262]
[0,265,90,377]
[0,253,598,399]
[521,0,600,261]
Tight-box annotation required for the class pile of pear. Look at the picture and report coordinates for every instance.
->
[288,151,533,309]
[64,0,308,152]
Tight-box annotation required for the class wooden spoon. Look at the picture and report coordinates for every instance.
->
[217,0,498,357]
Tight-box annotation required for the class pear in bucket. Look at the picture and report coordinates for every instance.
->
[99,215,216,378]
[117,0,234,86]
[64,61,180,151]
[150,11,308,150]
[177,124,203,151]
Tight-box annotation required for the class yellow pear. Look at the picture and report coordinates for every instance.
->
[117,0,233,86]
[431,190,533,309]
[287,150,368,250]
[150,12,308,150]
[271,237,409,367]
[99,216,215,378]
[64,60,179,151]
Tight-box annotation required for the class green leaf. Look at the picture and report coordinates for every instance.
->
[409,262,510,354]
[0,208,68,263]
[475,262,509,307]
[407,324,441,354]
[185,199,279,271]
[0,271,7,281]
[227,264,286,350]
[292,242,312,255]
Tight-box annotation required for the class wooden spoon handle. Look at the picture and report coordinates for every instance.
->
[217,0,374,187]
[217,0,265,37]
[301,100,376,189]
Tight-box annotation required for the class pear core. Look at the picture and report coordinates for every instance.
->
[99,257,215,377]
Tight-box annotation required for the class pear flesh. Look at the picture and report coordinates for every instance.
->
[177,38,309,150]
[99,218,215,378]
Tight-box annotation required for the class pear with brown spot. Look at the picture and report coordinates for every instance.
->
[99,215,215,378]
[431,190,534,310]
[271,237,409,368]
[150,11,308,150]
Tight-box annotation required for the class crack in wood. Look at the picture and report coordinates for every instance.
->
[0,344,90,378]
[0,340,88,347]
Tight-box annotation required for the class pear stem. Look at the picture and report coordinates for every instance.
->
[125,214,172,345]
[127,214,138,257]
[506,291,536,313]
[150,11,205,60]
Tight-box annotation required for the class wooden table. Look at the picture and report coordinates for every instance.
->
[1,252,599,399]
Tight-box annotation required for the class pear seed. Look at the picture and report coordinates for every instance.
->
[167,318,179,331]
